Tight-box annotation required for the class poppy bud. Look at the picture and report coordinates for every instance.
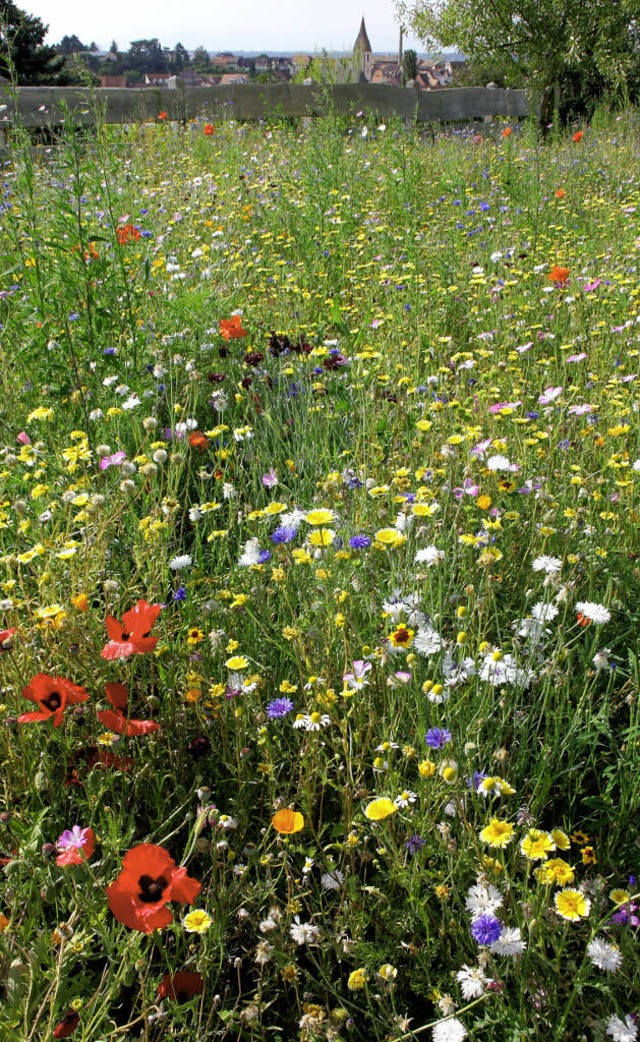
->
[53,1010,80,1038]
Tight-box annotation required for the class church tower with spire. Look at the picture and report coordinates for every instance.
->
[352,16,373,82]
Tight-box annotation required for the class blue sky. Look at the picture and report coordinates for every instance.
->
[23,0,426,54]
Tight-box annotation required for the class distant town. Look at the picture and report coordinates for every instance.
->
[52,19,466,91]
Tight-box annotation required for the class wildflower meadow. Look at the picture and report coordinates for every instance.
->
[0,106,638,1041]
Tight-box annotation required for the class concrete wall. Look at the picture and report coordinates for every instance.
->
[0,83,528,127]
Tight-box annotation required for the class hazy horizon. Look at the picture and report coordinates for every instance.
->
[21,0,428,55]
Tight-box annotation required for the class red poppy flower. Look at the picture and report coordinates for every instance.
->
[106,843,201,933]
[219,314,248,341]
[101,599,162,660]
[116,224,141,246]
[502,127,512,138]
[572,130,584,143]
[158,111,168,120]
[18,674,89,727]
[188,430,209,451]
[157,971,204,1002]
[65,746,133,787]
[0,628,16,651]
[53,1010,80,1038]
[576,612,591,627]
[555,189,565,198]
[97,683,160,737]
[548,265,570,288]
[203,123,215,136]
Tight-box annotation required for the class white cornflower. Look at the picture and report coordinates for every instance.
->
[289,916,320,945]
[480,652,534,688]
[465,883,503,920]
[238,538,262,567]
[254,940,275,965]
[456,965,490,1000]
[415,545,445,566]
[532,555,562,574]
[530,602,559,622]
[280,508,306,528]
[489,926,526,956]
[122,394,141,410]
[593,649,611,671]
[633,459,640,471]
[321,870,344,891]
[486,455,518,473]
[576,601,611,624]
[414,626,444,656]
[606,1014,637,1042]
[587,937,623,972]
[432,1017,468,1042]
[169,554,192,570]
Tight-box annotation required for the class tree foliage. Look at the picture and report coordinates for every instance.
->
[0,0,63,83]
[402,48,418,83]
[395,0,640,119]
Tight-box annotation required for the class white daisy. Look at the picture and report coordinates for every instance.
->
[530,602,559,622]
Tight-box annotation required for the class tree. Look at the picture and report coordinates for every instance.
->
[0,0,64,83]
[192,46,210,70]
[109,39,118,56]
[57,34,88,55]
[173,42,190,71]
[402,48,418,83]
[126,38,168,73]
[394,0,640,130]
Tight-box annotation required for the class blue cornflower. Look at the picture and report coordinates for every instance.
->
[257,550,272,564]
[271,525,298,544]
[405,834,426,855]
[349,535,371,550]
[468,771,487,791]
[172,586,187,602]
[471,914,502,945]
[425,727,452,749]
[266,697,294,719]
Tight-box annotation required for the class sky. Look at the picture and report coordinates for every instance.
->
[22,0,427,54]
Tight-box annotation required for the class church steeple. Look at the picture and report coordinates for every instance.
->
[353,17,372,55]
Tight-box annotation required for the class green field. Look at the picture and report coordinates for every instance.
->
[0,109,638,1042]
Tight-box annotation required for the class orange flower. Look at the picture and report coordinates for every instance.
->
[204,123,215,136]
[555,189,565,198]
[576,612,591,628]
[189,430,209,450]
[272,809,304,834]
[116,224,141,246]
[572,130,583,143]
[158,111,168,120]
[548,265,570,287]
[219,314,248,340]
[502,127,512,138]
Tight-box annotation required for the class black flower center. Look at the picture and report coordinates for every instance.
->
[121,631,130,642]
[137,874,168,903]
[42,691,62,711]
